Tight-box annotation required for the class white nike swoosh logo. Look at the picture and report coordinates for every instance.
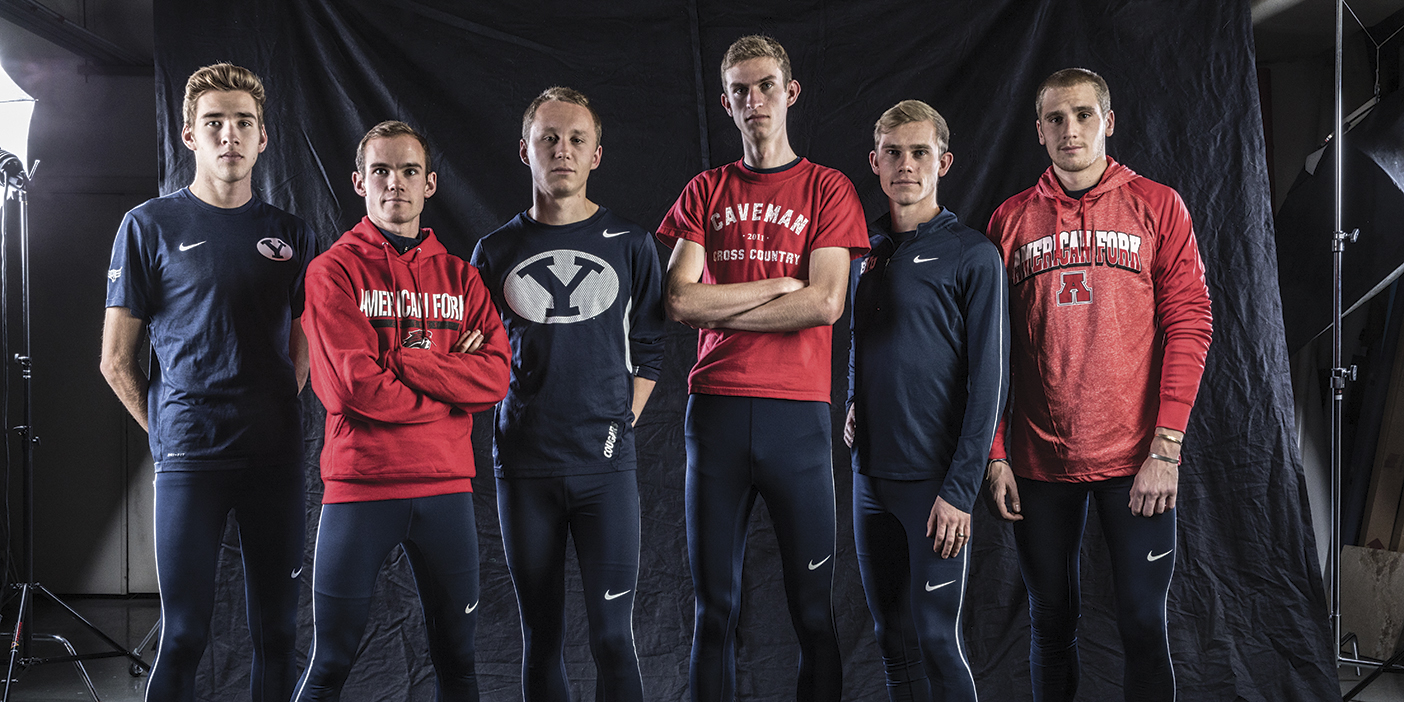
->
[1147,549,1173,562]
[604,589,630,600]
[913,255,938,263]
[808,555,831,570]
[290,567,303,579]
[602,229,628,238]
[925,579,956,591]
[179,241,207,251]
[464,601,479,614]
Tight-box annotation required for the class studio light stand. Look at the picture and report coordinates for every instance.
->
[0,152,149,700]
[1329,1,1404,699]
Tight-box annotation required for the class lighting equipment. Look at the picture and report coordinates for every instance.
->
[0,64,147,702]
[1332,1,1404,699]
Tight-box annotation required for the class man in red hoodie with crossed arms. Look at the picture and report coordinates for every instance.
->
[296,120,509,701]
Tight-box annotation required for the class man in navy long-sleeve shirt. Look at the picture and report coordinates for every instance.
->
[844,100,1009,702]
[471,86,665,702]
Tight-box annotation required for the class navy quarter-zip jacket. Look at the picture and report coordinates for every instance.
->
[847,208,1010,513]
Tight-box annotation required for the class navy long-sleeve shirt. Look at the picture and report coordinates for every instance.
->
[847,208,1009,512]
[471,207,666,477]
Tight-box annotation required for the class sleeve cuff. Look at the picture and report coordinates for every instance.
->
[1155,398,1194,433]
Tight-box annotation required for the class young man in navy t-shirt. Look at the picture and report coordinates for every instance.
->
[845,100,1008,702]
[472,87,664,702]
[100,63,316,702]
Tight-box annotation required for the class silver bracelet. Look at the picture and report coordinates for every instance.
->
[1148,452,1181,466]
[1155,432,1184,445]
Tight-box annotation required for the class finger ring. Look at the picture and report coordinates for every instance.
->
[955,532,965,538]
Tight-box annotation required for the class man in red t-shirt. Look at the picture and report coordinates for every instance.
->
[655,34,869,702]
[983,68,1212,702]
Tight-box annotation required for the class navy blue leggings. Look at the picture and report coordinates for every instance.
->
[149,466,305,702]
[684,394,841,702]
[853,473,975,702]
[292,492,480,702]
[498,471,642,702]
[1013,475,1176,702]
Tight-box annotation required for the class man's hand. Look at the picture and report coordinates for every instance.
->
[927,496,971,559]
[1130,428,1182,517]
[984,459,1022,521]
[451,329,484,354]
[843,403,856,448]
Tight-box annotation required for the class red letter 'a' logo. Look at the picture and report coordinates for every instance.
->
[1057,271,1092,306]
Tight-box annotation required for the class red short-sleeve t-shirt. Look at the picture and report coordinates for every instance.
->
[656,159,869,402]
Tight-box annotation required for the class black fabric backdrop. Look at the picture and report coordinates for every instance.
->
[152,1,1336,699]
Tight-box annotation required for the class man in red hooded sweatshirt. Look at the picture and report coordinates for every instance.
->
[295,120,509,701]
[982,69,1212,702]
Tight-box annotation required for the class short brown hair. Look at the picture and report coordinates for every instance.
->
[355,120,432,174]
[183,62,266,127]
[521,86,603,146]
[1035,67,1111,119]
[720,35,792,85]
[874,100,950,154]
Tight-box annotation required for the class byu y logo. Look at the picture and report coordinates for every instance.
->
[1056,271,1092,306]
[504,250,619,324]
[257,238,293,261]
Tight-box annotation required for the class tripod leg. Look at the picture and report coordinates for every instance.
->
[1343,643,1404,701]
[34,634,99,702]
[34,586,147,671]
[3,584,32,700]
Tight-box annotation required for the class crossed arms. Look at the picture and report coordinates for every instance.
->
[663,239,850,331]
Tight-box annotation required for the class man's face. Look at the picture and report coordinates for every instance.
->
[181,90,266,184]
[353,135,437,228]
[721,57,799,143]
[870,121,954,208]
[1035,83,1114,176]
[520,100,601,200]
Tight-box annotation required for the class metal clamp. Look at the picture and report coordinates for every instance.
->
[1332,228,1360,252]
[1331,364,1358,389]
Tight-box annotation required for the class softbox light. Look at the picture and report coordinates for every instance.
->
[0,62,34,183]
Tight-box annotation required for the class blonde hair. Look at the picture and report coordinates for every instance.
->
[720,35,792,85]
[874,100,949,153]
[1035,67,1111,119]
[183,63,265,126]
[521,86,602,145]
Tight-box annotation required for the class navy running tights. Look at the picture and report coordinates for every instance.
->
[498,471,643,702]
[684,394,841,702]
[149,466,305,702]
[292,492,480,702]
[1013,475,1176,702]
[852,473,975,702]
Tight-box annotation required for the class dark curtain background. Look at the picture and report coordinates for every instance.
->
[152,0,1335,699]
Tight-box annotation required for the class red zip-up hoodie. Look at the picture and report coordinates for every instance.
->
[304,217,509,503]
[986,159,1212,482]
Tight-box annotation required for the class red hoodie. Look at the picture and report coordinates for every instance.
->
[304,217,509,503]
[985,159,1212,482]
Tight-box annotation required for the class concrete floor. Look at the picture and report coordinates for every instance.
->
[0,596,1399,701]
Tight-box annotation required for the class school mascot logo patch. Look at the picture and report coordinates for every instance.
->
[505,249,619,324]
[257,238,293,261]
[1056,271,1093,306]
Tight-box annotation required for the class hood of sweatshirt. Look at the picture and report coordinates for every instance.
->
[336,216,450,260]
[1032,156,1140,204]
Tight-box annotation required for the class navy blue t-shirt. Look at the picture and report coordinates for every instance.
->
[847,209,1009,512]
[471,206,665,478]
[106,188,317,471]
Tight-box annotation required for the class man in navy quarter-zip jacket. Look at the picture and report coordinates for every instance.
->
[845,99,1009,702]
